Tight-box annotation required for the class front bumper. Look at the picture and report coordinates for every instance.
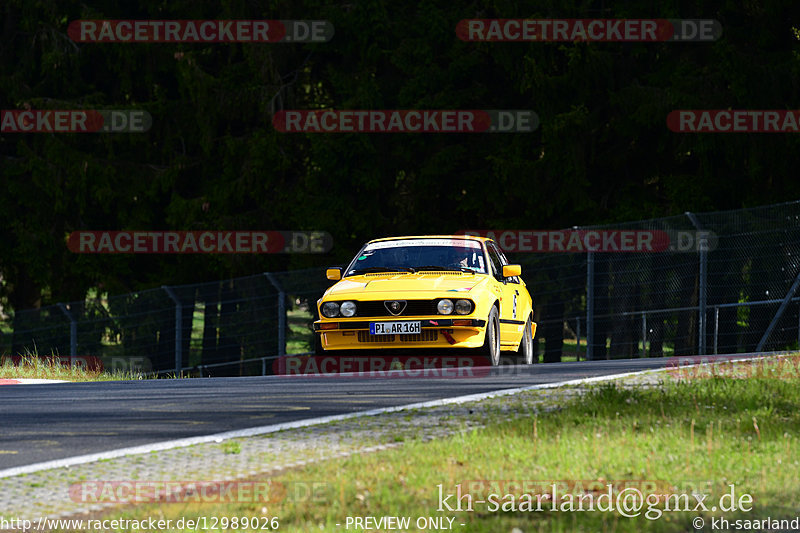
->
[313,318,487,350]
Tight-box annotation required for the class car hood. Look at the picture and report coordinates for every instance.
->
[325,273,489,297]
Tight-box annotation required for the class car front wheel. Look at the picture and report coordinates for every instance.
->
[481,306,501,366]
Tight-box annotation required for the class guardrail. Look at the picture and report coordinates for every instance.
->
[537,297,800,360]
[153,352,315,377]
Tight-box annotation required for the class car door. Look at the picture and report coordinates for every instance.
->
[486,241,524,345]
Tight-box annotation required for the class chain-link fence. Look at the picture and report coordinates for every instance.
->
[2,201,800,373]
[514,200,800,361]
[0,269,331,376]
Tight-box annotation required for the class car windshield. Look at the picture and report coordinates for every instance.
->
[346,239,487,276]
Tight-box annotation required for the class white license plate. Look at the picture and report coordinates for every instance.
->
[370,321,421,335]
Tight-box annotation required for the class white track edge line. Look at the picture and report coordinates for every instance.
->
[0,368,647,479]
[0,354,780,479]
[1,378,69,384]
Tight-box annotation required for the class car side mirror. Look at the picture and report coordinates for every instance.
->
[502,264,522,278]
[326,267,342,281]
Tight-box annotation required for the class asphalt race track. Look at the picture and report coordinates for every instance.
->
[0,357,744,470]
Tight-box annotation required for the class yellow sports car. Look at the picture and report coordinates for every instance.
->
[313,235,536,365]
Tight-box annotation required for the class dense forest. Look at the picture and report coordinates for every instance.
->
[2,0,800,314]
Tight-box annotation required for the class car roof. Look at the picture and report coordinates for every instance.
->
[366,235,492,244]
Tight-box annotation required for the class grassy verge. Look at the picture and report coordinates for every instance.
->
[68,355,800,532]
[0,353,147,382]
[287,307,314,354]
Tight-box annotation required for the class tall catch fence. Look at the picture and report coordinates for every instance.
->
[514,200,800,361]
[0,270,330,376]
[2,201,799,373]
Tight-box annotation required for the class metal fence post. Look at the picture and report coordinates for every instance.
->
[586,251,594,361]
[756,267,800,351]
[264,273,286,357]
[641,311,647,358]
[713,306,719,354]
[57,303,78,360]
[687,212,707,355]
[162,286,182,375]
[575,316,581,361]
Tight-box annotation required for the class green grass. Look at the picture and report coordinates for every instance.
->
[221,441,242,455]
[287,306,314,354]
[77,355,800,532]
[0,352,148,382]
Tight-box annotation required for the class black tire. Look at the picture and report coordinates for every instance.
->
[515,315,534,365]
[481,306,501,366]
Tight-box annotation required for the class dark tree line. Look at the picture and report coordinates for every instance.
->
[2,0,800,322]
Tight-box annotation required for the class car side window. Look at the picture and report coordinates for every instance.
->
[486,243,504,281]
[488,242,520,283]
[495,245,520,284]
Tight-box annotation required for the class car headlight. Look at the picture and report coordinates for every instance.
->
[340,301,357,317]
[455,299,473,315]
[321,302,340,318]
[437,299,454,315]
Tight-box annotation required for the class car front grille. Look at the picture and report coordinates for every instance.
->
[357,332,394,342]
[356,300,437,317]
[357,330,439,343]
[400,330,438,342]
